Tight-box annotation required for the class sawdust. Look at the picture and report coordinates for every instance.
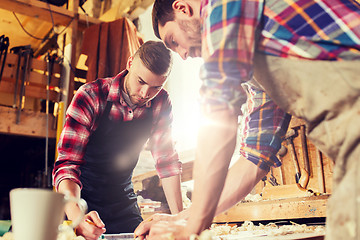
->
[188,221,325,239]
[210,221,325,237]
[241,193,262,203]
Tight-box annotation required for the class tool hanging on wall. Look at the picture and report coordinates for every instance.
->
[42,52,56,188]
[284,128,301,183]
[316,149,325,193]
[9,45,33,124]
[276,144,287,185]
[266,144,287,186]
[51,54,63,131]
[0,35,10,82]
[268,167,280,186]
[11,46,26,108]
[299,125,311,188]
[262,129,315,199]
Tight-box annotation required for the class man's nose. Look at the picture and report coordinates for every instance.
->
[140,86,150,98]
[177,47,188,60]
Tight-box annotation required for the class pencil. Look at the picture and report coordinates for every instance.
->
[85,219,96,226]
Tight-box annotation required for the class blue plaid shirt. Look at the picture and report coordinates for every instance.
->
[200,0,360,170]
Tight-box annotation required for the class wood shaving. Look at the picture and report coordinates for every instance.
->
[241,194,262,203]
[210,221,325,237]
[176,221,325,240]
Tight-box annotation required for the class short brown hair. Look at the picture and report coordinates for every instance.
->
[152,0,176,39]
[134,41,173,76]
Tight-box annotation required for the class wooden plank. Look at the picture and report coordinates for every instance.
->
[6,53,62,74]
[0,52,62,104]
[0,0,101,30]
[0,75,61,100]
[262,184,314,200]
[0,80,59,102]
[5,50,61,76]
[0,8,52,49]
[28,71,61,87]
[0,69,61,87]
[2,53,62,86]
[30,57,62,74]
[213,195,328,223]
[3,53,18,65]
[2,64,17,80]
[0,105,56,138]
[0,0,73,26]
[5,52,62,73]
[142,195,328,231]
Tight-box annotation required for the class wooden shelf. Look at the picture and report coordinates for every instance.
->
[0,0,101,139]
[0,0,101,30]
[0,105,56,138]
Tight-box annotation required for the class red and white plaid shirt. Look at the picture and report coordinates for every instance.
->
[53,70,182,190]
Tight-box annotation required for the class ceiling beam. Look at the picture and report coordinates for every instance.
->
[0,0,101,30]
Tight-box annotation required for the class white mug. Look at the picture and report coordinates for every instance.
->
[10,188,87,240]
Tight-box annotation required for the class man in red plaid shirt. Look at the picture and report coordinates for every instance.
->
[53,41,183,240]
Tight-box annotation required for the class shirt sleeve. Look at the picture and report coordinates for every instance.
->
[200,0,264,114]
[148,91,182,179]
[52,84,99,190]
[238,82,291,171]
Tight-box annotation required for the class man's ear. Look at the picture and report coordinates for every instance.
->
[172,0,193,17]
[126,56,133,70]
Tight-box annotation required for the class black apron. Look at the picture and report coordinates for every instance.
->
[80,101,153,233]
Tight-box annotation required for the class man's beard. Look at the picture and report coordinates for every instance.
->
[179,18,202,57]
[125,82,147,107]
[130,93,149,107]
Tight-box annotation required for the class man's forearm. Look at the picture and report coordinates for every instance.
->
[185,109,238,235]
[161,174,183,214]
[215,156,268,216]
[58,179,83,221]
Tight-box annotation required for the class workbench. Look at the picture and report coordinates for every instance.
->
[214,195,328,223]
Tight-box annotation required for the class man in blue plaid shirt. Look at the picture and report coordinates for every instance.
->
[134,0,360,239]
